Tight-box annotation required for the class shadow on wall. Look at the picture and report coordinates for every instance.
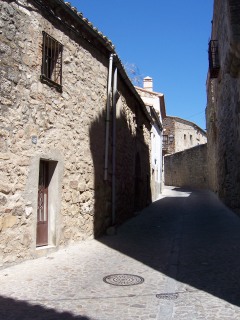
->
[89,105,151,238]
[0,295,92,320]
[98,188,240,307]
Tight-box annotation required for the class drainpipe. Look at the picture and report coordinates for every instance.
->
[104,53,114,181]
[112,67,117,225]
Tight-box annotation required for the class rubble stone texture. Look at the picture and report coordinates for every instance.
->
[0,0,151,267]
[206,0,240,208]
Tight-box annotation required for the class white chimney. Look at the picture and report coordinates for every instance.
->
[143,76,153,91]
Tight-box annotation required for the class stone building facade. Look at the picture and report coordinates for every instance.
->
[0,0,151,267]
[135,77,166,200]
[206,0,240,208]
[162,116,207,155]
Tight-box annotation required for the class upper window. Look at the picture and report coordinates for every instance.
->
[40,32,63,92]
[162,135,168,148]
[208,40,220,79]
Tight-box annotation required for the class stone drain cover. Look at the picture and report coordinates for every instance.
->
[103,274,144,286]
[156,293,179,300]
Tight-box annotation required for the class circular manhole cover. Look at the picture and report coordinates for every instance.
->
[156,293,179,300]
[103,274,144,286]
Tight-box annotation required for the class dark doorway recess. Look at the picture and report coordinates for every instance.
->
[36,160,58,247]
[37,160,49,246]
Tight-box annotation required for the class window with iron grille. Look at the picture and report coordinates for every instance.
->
[162,135,168,148]
[208,40,220,79]
[40,32,63,92]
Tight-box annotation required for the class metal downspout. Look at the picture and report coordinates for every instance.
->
[104,54,114,180]
[112,67,117,225]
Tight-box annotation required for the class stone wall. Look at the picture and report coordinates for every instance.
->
[164,144,208,189]
[206,0,240,208]
[0,0,151,267]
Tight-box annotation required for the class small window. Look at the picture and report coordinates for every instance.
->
[162,135,168,148]
[190,135,193,144]
[184,134,186,140]
[208,40,220,79]
[40,31,63,92]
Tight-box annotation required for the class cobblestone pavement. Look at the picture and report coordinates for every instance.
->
[1,186,240,319]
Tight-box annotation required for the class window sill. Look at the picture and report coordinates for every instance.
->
[40,75,62,93]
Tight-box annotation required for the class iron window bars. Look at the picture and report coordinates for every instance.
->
[162,135,168,148]
[208,40,220,79]
[41,31,63,92]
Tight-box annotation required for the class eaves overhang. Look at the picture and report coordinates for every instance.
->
[135,86,167,119]
[56,0,115,51]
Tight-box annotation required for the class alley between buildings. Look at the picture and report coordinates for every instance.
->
[0,186,240,319]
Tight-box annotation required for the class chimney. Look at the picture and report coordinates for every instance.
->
[143,76,153,91]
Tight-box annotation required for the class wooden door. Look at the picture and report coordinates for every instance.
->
[36,160,49,246]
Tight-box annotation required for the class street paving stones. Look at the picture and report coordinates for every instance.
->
[1,186,240,319]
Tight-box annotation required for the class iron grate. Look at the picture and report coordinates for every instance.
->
[103,274,144,286]
[156,293,179,300]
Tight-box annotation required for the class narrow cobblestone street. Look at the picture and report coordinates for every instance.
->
[1,186,240,320]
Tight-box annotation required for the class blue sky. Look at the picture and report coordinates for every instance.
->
[70,0,214,130]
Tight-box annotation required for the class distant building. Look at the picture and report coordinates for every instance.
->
[136,77,166,200]
[162,116,207,155]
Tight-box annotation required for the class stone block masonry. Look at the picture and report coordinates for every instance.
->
[164,144,208,189]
